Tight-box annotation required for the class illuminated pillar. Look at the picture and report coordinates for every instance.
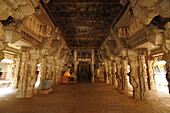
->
[91,50,95,83]
[115,57,123,90]
[16,47,30,98]
[122,57,129,92]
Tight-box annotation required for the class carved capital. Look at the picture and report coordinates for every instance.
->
[0,41,7,50]
[20,47,30,53]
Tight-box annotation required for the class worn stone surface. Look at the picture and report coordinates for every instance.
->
[1,83,170,113]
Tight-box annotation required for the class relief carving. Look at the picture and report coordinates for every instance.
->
[132,0,170,25]
[118,18,144,38]
[24,16,52,39]
[0,0,39,20]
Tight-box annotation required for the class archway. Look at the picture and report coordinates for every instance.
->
[77,62,91,81]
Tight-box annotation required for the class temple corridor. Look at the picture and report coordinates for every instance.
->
[0,0,170,112]
[0,83,170,113]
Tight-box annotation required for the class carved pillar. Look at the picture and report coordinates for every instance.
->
[38,56,47,90]
[55,64,60,84]
[16,47,30,98]
[40,57,47,80]
[122,57,129,91]
[147,57,156,90]
[108,61,113,85]
[91,50,95,83]
[11,55,21,88]
[104,61,109,84]
[0,41,7,61]
[74,50,78,74]
[138,51,149,99]
[112,62,118,88]
[46,56,54,80]
[115,57,123,90]
[128,53,141,99]
[26,59,38,97]
[52,59,56,85]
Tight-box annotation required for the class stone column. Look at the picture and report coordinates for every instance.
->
[11,55,21,88]
[104,61,109,84]
[26,59,38,98]
[122,57,129,92]
[147,57,156,90]
[112,62,118,88]
[138,53,149,99]
[0,41,7,61]
[16,47,30,98]
[46,56,54,80]
[52,59,56,85]
[40,57,47,80]
[128,53,141,99]
[91,50,95,83]
[38,56,47,90]
[108,61,113,85]
[55,64,60,84]
[115,57,123,90]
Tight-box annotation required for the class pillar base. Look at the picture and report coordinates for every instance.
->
[39,88,53,94]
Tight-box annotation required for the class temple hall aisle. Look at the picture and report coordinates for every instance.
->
[0,83,170,113]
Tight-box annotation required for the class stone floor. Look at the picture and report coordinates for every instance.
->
[0,82,170,113]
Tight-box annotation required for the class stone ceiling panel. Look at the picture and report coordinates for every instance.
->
[41,0,129,49]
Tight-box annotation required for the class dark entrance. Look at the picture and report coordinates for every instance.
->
[77,62,91,81]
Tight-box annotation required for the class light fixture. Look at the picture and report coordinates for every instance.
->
[37,64,40,66]
[1,59,14,63]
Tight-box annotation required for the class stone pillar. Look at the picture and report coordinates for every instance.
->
[74,50,79,74]
[55,64,61,84]
[112,62,118,88]
[52,59,56,85]
[122,57,129,92]
[128,54,141,99]
[16,47,30,98]
[17,48,40,98]
[11,55,21,88]
[38,56,47,90]
[115,57,123,90]
[138,52,149,99]
[108,61,113,85]
[147,57,156,90]
[46,56,54,80]
[104,61,109,84]
[91,50,95,83]
[26,59,38,97]
[0,41,7,61]
[40,57,47,80]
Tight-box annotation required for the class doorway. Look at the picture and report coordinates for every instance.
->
[154,60,169,94]
[77,62,91,81]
